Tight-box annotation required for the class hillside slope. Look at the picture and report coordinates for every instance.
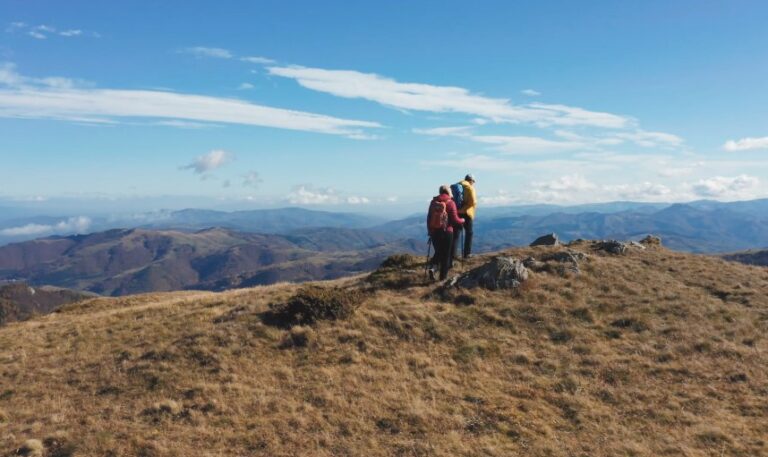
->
[0,282,93,325]
[0,227,422,296]
[722,249,768,267]
[1,243,767,456]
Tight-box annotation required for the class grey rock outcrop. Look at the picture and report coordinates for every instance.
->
[455,257,529,290]
[530,233,559,247]
[595,240,628,255]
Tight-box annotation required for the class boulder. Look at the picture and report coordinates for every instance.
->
[541,250,588,263]
[530,233,559,247]
[595,240,628,255]
[640,235,662,246]
[628,241,646,250]
[455,256,529,290]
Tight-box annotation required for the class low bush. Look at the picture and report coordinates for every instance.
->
[265,285,364,327]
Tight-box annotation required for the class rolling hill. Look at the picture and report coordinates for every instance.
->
[1,242,766,456]
[0,227,423,296]
[0,282,93,325]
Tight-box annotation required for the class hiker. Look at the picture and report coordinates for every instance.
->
[427,184,465,280]
[451,173,477,260]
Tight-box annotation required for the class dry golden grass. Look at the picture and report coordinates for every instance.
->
[1,243,768,456]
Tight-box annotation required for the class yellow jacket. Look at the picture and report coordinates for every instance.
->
[459,180,476,219]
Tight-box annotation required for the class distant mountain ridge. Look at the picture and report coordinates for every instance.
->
[0,227,423,296]
[383,200,768,253]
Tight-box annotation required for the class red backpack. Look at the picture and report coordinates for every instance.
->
[427,198,448,233]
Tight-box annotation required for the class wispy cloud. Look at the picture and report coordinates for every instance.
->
[180,150,233,174]
[614,130,683,148]
[6,22,97,39]
[723,136,768,152]
[179,46,233,59]
[267,65,630,128]
[241,56,275,64]
[238,82,254,90]
[521,89,541,96]
[0,216,91,237]
[0,63,381,137]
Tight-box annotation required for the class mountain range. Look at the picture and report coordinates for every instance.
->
[1,200,768,298]
[0,227,422,296]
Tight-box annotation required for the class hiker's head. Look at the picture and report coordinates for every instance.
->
[465,174,476,184]
[439,184,452,196]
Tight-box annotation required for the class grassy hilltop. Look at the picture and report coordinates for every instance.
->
[1,241,767,456]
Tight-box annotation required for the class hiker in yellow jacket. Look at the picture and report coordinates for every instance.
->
[454,174,477,260]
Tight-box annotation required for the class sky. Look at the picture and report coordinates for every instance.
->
[1,0,768,215]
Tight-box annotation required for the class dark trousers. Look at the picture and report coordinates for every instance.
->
[431,230,454,280]
[452,216,474,260]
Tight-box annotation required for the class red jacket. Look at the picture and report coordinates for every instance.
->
[430,193,465,234]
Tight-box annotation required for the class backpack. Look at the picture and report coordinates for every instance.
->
[427,198,448,233]
[450,182,464,209]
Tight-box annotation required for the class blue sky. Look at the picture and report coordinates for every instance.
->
[1,0,767,214]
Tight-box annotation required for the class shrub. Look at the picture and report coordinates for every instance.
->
[280,325,315,349]
[265,285,364,327]
[17,439,44,457]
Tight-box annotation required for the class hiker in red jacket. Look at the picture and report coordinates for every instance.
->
[426,185,465,280]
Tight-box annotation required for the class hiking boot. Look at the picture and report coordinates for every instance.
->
[427,268,436,281]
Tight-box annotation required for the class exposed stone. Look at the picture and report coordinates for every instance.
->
[530,233,559,247]
[522,256,547,272]
[628,241,646,250]
[541,250,589,263]
[640,235,662,246]
[595,240,628,255]
[455,257,529,290]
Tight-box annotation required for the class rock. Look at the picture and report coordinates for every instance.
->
[540,250,585,275]
[640,235,662,246]
[530,233,559,247]
[628,241,646,250]
[522,256,546,272]
[541,250,588,263]
[455,257,529,290]
[595,240,628,255]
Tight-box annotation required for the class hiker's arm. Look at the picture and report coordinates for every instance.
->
[448,202,465,226]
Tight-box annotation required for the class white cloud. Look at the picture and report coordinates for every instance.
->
[267,65,630,128]
[6,23,94,39]
[286,185,340,205]
[691,175,760,198]
[413,126,474,137]
[156,120,216,129]
[533,174,596,192]
[657,167,694,178]
[346,196,370,205]
[415,126,588,153]
[285,185,369,205]
[180,47,233,59]
[472,135,585,153]
[723,136,768,152]
[59,29,82,37]
[241,56,275,64]
[521,89,541,96]
[0,63,381,137]
[0,216,91,237]
[181,149,233,174]
[238,82,255,90]
[614,130,683,148]
[242,171,262,188]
